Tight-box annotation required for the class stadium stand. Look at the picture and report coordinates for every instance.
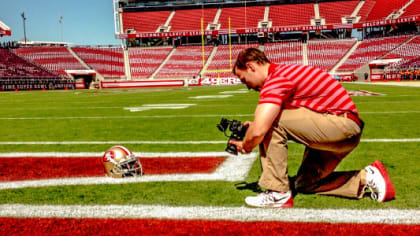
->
[318,1,359,24]
[0,49,73,91]
[204,43,259,78]
[383,35,420,62]
[72,47,125,79]
[0,49,57,78]
[337,35,412,71]
[357,0,376,22]
[307,39,357,72]
[365,0,410,21]
[169,8,218,31]
[269,3,314,27]
[402,0,420,17]
[155,45,213,78]
[264,41,303,65]
[122,10,171,33]
[129,47,172,78]
[218,6,265,29]
[13,46,85,78]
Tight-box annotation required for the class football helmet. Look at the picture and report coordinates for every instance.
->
[102,146,143,178]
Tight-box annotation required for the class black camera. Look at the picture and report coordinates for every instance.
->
[217,118,248,155]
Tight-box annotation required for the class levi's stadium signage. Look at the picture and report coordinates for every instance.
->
[119,16,420,39]
[0,30,11,36]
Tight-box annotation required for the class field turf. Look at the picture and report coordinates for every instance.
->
[0,83,419,210]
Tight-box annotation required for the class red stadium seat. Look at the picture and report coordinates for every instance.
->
[155,45,213,78]
[72,47,125,79]
[13,46,84,78]
[129,47,172,78]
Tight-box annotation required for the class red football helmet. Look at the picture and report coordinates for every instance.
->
[102,146,143,178]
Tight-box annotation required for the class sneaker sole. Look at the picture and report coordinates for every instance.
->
[372,160,395,202]
[245,196,294,208]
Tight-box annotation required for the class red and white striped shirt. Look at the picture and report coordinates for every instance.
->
[259,63,359,117]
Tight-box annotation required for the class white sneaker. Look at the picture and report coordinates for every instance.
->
[245,190,293,208]
[365,160,395,202]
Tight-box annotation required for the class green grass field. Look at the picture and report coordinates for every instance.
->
[0,83,419,209]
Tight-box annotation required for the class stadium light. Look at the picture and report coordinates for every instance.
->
[59,14,63,42]
[21,11,27,44]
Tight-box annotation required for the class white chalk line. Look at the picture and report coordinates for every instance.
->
[0,110,419,120]
[0,138,419,145]
[0,204,418,224]
[0,152,257,190]
[0,151,232,158]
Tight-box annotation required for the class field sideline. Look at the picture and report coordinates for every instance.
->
[0,82,419,234]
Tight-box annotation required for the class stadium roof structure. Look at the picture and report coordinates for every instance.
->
[16,39,71,47]
[0,20,11,36]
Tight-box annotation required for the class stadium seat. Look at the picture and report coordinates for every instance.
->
[218,6,265,29]
[264,41,303,65]
[318,1,359,24]
[365,0,409,21]
[13,46,85,78]
[401,0,420,17]
[170,8,218,31]
[72,47,125,79]
[129,47,172,79]
[383,36,420,65]
[337,35,411,71]
[269,3,314,27]
[204,43,259,79]
[122,11,172,33]
[155,45,213,78]
[307,39,357,71]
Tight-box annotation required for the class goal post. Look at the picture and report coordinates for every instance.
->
[201,17,233,75]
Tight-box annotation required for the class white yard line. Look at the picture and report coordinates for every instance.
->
[0,153,257,190]
[0,151,233,158]
[0,110,419,120]
[0,138,419,145]
[0,204,418,224]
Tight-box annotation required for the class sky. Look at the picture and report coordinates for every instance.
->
[0,0,121,46]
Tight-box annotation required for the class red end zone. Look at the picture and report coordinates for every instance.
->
[0,156,226,181]
[0,218,417,235]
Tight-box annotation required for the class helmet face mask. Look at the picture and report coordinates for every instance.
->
[102,146,143,178]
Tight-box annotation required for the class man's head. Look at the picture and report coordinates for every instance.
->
[232,48,271,91]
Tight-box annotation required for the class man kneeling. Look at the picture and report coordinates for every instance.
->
[229,48,395,208]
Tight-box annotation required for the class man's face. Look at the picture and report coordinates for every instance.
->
[234,63,264,91]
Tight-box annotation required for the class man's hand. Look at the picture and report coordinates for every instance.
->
[229,139,248,154]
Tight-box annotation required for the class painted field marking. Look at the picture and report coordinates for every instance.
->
[0,152,231,158]
[124,104,196,112]
[0,152,257,190]
[1,138,420,145]
[189,95,232,99]
[1,111,419,120]
[0,204,418,224]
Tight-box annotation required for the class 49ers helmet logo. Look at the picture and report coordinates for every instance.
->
[103,151,115,162]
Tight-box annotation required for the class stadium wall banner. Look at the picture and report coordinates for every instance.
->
[339,74,355,82]
[188,77,242,86]
[101,80,184,89]
[75,82,86,89]
[119,16,419,39]
[371,74,384,81]
[384,73,401,81]
[0,30,11,36]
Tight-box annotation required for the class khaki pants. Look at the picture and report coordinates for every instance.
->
[258,107,365,198]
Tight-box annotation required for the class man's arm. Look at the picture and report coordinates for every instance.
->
[231,103,281,153]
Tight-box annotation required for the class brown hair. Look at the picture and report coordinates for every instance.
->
[232,48,270,75]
